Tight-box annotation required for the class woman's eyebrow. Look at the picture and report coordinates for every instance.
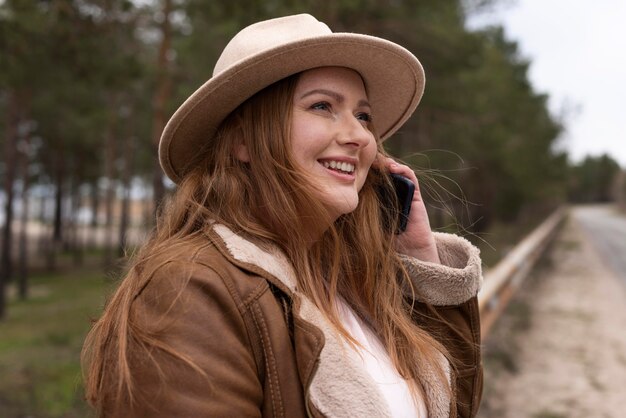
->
[299,89,371,108]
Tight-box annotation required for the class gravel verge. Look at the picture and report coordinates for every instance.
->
[478,210,626,418]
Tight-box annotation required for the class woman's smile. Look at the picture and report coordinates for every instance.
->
[319,159,356,176]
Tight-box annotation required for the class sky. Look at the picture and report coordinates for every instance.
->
[466,0,626,167]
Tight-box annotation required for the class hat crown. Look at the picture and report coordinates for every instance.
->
[213,14,332,76]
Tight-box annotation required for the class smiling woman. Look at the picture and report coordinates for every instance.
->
[289,67,377,220]
[82,14,484,418]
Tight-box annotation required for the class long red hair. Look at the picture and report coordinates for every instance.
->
[82,72,453,415]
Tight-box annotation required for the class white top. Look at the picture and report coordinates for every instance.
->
[336,298,428,418]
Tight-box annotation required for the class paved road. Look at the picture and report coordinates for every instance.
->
[573,204,626,283]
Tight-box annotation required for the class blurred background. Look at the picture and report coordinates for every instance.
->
[1,0,624,417]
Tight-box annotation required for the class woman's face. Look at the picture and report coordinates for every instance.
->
[291,67,377,221]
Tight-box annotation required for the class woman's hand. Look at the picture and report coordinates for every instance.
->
[376,156,441,264]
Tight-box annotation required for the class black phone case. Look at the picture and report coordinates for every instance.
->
[377,173,415,234]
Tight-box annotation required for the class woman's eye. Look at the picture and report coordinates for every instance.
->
[356,112,372,123]
[310,102,331,111]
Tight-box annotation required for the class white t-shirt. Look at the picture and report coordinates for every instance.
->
[335,298,428,418]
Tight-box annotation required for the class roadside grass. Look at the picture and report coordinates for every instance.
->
[474,220,537,267]
[0,268,116,417]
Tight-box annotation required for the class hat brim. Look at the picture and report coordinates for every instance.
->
[159,33,425,183]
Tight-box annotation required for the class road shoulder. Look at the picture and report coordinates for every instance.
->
[479,213,626,418]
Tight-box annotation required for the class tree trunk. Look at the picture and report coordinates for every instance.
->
[151,0,173,219]
[52,149,65,245]
[49,151,65,270]
[70,169,83,266]
[118,113,135,259]
[17,104,32,300]
[41,194,55,271]
[88,181,100,249]
[18,182,29,300]
[118,177,131,259]
[103,95,119,270]
[0,90,20,318]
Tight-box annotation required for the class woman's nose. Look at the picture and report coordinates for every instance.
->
[336,116,374,148]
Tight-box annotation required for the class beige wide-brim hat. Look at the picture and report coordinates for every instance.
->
[159,13,425,183]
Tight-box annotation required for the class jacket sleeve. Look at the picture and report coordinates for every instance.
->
[118,261,263,418]
[399,232,482,306]
[400,232,484,418]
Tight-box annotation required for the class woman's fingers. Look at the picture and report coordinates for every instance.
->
[377,156,440,263]
[377,156,421,200]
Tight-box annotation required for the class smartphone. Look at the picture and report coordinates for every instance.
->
[377,173,415,234]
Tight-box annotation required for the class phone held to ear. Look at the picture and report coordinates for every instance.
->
[377,173,415,234]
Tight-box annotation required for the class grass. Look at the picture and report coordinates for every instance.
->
[473,216,546,268]
[0,268,115,417]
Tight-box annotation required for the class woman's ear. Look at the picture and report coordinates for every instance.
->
[235,143,250,162]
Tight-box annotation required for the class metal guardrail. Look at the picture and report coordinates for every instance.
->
[478,207,567,339]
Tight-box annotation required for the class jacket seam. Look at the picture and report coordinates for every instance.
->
[193,259,268,313]
[240,280,269,311]
[131,239,214,300]
[295,325,323,386]
[204,264,276,412]
[251,301,284,417]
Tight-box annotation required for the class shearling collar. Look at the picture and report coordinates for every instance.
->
[210,223,453,418]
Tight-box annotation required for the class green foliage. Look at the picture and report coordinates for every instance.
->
[0,0,573,235]
[452,27,567,226]
[1,0,151,187]
[567,154,622,203]
[0,268,109,417]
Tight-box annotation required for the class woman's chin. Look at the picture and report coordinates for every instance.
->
[324,198,360,221]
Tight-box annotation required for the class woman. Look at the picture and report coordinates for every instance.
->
[82,14,483,418]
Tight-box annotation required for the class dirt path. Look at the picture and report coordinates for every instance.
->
[479,206,626,418]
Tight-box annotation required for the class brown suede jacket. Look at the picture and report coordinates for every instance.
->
[115,224,483,418]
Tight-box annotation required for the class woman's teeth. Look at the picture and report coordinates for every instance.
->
[321,160,355,174]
